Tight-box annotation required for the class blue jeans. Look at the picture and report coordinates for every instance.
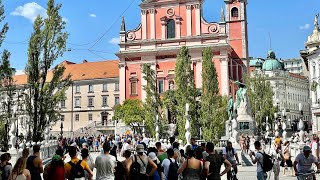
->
[257,172,267,180]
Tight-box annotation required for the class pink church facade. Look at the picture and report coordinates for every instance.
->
[116,0,249,102]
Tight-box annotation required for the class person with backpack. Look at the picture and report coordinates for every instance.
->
[0,153,12,180]
[95,142,117,180]
[249,141,273,180]
[223,141,240,180]
[203,142,231,180]
[26,145,43,180]
[161,148,179,180]
[64,146,93,180]
[126,144,157,180]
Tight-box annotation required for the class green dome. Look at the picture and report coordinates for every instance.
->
[262,50,283,71]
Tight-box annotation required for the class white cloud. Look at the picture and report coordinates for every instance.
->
[89,14,97,18]
[15,70,25,75]
[299,24,310,30]
[10,2,47,22]
[109,37,120,45]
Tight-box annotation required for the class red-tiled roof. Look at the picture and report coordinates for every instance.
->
[13,60,119,85]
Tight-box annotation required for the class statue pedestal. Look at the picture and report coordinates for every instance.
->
[237,101,255,136]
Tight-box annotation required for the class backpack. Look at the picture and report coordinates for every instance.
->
[129,155,145,180]
[258,152,273,173]
[0,162,11,180]
[68,160,85,180]
[115,161,126,180]
[167,159,179,180]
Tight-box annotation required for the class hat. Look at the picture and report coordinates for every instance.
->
[148,152,157,161]
[136,144,144,153]
[303,146,311,152]
[52,155,61,161]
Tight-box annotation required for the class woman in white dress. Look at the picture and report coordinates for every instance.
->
[9,157,31,180]
[249,135,256,152]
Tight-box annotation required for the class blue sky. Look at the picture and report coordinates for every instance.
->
[1,0,320,72]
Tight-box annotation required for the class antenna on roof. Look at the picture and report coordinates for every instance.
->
[268,32,272,50]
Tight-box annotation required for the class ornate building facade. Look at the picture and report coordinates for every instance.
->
[116,0,249,103]
[301,14,320,134]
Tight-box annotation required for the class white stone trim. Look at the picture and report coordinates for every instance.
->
[119,63,126,104]
[150,9,155,39]
[195,4,201,36]
[186,5,192,36]
[141,9,147,40]
[220,58,230,96]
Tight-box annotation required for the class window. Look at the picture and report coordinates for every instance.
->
[231,7,239,18]
[115,97,120,105]
[60,115,65,122]
[75,97,81,108]
[158,79,164,93]
[169,80,175,90]
[167,19,175,39]
[89,85,94,92]
[115,82,119,91]
[102,84,108,92]
[88,97,94,107]
[168,70,175,74]
[130,81,137,95]
[75,114,80,121]
[61,100,65,108]
[102,96,108,107]
[88,113,93,121]
[75,85,80,93]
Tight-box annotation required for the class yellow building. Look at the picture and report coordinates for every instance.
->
[13,60,129,137]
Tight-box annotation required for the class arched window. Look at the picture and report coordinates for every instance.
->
[231,7,239,18]
[167,19,175,39]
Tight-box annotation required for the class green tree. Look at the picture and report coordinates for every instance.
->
[200,47,227,141]
[113,99,145,134]
[0,0,12,151]
[174,46,199,140]
[142,64,163,137]
[245,71,276,134]
[25,0,71,142]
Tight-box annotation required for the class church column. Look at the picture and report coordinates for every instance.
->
[141,9,147,40]
[119,63,126,104]
[176,16,181,38]
[150,9,155,39]
[140,63,147,101]
[186,5,192,36]
[220,58,230,96]
[161,18,166,40]
[195,4,201,36]
[196,59,202,88]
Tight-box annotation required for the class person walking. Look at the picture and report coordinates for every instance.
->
[178,150,203,180]
[203,142,231,180]
[81,149,94,180]
[249,141,266,180]
[95,142,117,180]
[280,141,294,176]
[26,145,43,180]
[64,146,93,180]
[9,157,31,180]
[43,155,65,180]
[126,144,157,180]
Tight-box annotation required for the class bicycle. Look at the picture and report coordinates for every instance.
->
[228,164,240,180]
[297,171,318,180]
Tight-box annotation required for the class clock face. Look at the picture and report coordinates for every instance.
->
[167,8,175,17]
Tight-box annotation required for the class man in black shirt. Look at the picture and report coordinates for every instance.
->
[203,142,231,180]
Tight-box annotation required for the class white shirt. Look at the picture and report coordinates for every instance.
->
[123,143,133,151]
[312,142,319,157]
[143,137,149,146]
[222,147,237,162]
[162,158,176,180]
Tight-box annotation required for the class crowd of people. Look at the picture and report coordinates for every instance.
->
[2,133,320,180]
